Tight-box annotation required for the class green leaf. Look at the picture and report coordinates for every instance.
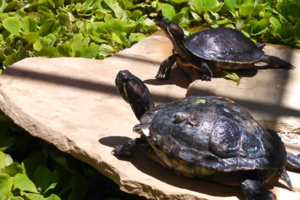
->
[57,13,70,27]
[23,32,39,44]
[8,197,24,200]
[23,193,44,200]
[252,18,269,35]
[3,17,21,35]
[112,32,122,44]
[280,22,295,41]
[3,162,23,177]
[43,169,59,194]
[45,194,61,200]
[204,0,217,11]
[4,154,13,166]
[193,0,204,8]
[22,16,37,33]
[3,51,19,67]
[161,4,176,20]
[35,46,60,58]
[239,2,254,18]
[0,174,13,193]
[33,34,56,51]
[39,20,60,37]
[0,134,15,152]
[172,0,189,3]
[214,70,241,84]
[224,0,238,13]
[21,152,48,181]
[98,44,115,57]
[13,173,38,193]
[128,33,146,46]
[34,166,53,193]
[171,12,185,25]
[0,190,14,199]
[104,0,124,19]
[196,98,206,103]
[67,176,87,200]
[131,10,142,20]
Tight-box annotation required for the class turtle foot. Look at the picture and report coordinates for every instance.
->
[133,124,142,134]
[200,74,212,81]
[241,179,276,200]
[155,72,168,80]
[286,152,300,171]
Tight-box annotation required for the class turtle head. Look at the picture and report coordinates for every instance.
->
[160,18,185,43]
[115,70,154,121]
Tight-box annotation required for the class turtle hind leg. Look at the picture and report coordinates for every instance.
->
[113,138,149,157]
[260,55,295,69]
[241,179,276,200]
[156,55,177,80]
[286,152,300,171]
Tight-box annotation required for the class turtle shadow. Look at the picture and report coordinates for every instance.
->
[100,136,289,200]
[143,66,191,89]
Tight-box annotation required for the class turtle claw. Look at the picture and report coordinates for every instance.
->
[133,124,142,134]
[155,72,168,80]
[112,144,123,155]
[200,74,212,81]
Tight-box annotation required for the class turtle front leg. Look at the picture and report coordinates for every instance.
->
[241,179,276,200]
[113,137,149,157]
[286,152,300,170]
[260,55,295,69]
[199,62,213,81]
[156,55,177,80]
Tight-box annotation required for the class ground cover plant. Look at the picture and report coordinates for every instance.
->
[0,111,146,200]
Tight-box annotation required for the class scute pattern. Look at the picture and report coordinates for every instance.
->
[185,28,264,63]
[140,96,286,173]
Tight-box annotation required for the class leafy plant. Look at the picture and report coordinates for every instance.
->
[0,0,159,69]
[0,111,145,200]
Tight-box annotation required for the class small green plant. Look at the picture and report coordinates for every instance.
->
[0,0,159,68]
[0,111,145,200]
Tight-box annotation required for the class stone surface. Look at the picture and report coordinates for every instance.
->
[0,31,299,200]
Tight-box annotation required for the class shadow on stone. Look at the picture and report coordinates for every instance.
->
[144,66,191,89]
[99,136,132,147]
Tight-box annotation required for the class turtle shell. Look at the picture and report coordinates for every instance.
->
[185,28,264,64]
[139,96,286,184]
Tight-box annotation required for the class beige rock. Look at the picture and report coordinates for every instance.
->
[0,32,299,200]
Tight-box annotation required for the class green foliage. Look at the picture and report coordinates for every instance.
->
[154,0,299,46]
[0,111,145,200]
[0,0,159,68]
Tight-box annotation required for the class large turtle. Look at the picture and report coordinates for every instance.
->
[156,18,295,81]
[114,70,300,200]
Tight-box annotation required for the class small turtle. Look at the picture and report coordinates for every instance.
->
[114,70,300,200]
[156,18,294,81]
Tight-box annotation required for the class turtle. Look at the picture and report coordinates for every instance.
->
[156,18,295,81]
[114,70,300,200]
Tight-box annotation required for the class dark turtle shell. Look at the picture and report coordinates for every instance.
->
[185,28,264,64]
[139,96,286,184]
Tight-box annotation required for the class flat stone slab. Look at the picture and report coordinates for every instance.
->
[0,32,300,200]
